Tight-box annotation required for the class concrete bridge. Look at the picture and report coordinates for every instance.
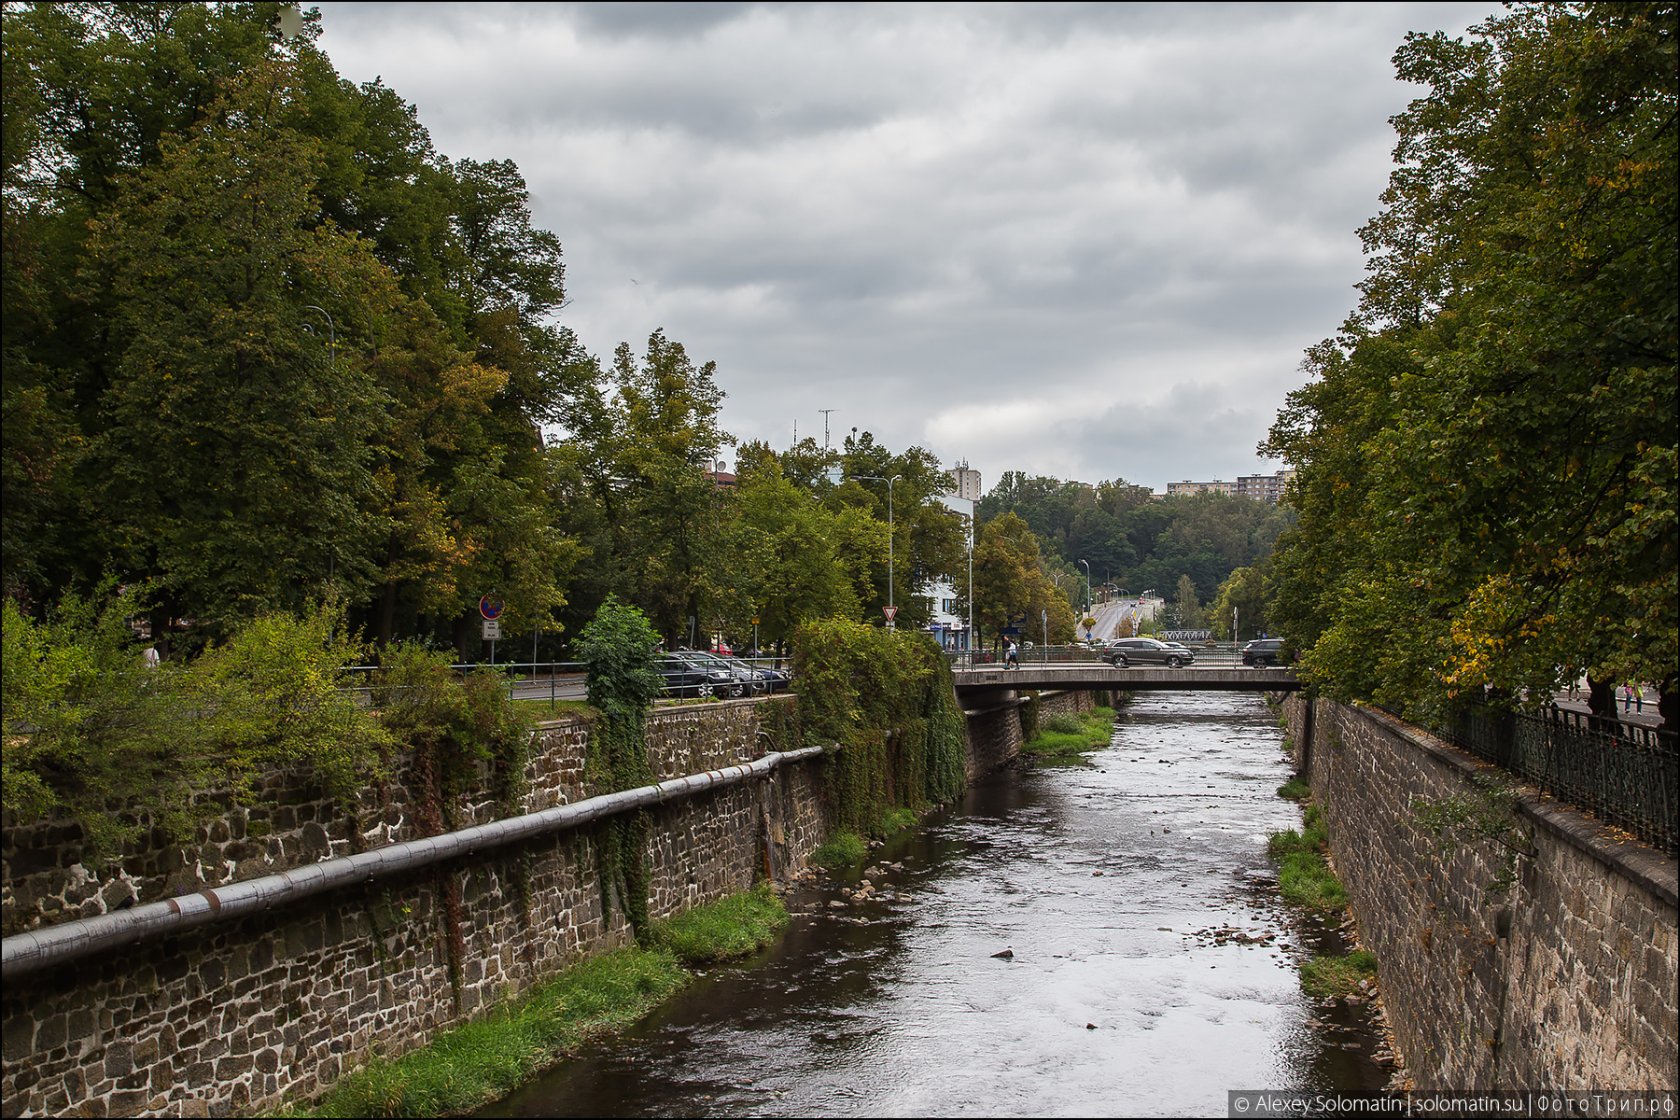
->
[953,664,1302,696]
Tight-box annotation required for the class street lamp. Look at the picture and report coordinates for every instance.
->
[302,305,335,369]
[1078,559,1091,633]
[303,305,337,598]
[853,473,902,626]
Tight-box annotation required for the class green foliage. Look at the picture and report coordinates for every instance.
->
[573,596,663,718]
[570,598,662,938]
[1264,4,1678,718]
[972,513,1076,648]
[1,582,209,856]
[373,644,533,819]
[1268,801,1347,912]
[1211,565,1269,641]
[791,619,968,837]
[1411,773,1537,896]
[1276,778,1311,802]
[2,585,390,858]
[979,473,1295,611]
[1300,949,1378,999]
[186,602,394,807]
[1024,706,1117,765]
[650,882,788,965]
[810,831,867,871]
[2,3,584,648]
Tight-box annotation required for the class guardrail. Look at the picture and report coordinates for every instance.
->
[943,642,1249,668]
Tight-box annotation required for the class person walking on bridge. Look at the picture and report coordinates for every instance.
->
[1005,638,1020,669]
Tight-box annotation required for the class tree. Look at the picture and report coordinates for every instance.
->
[972,512,1076,648]
[1211,565,1269,641]
[1173,574,1204,630]
[81,61,390,638]
[722,460,867,649]
[1264,3,1678,726]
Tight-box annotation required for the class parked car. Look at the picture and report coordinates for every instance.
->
[1103,637,1196,668]
[1240,638,1293,667]
[658,654,736,699]
[682,649,785,696]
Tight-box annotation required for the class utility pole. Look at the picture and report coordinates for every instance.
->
[820,409,834,451]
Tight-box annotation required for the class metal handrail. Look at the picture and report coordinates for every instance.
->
[2,745,827,981]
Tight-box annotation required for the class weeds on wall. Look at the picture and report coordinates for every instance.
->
[1,587,392,861]
[791,619,967,837]
[372,643,537,996]
[1410,773,1537,897]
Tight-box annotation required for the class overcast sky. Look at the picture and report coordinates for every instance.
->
[313,1,1500,495]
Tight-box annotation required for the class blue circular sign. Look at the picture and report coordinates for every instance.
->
[479,595,504,621]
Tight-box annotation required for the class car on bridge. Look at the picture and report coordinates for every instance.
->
[1103,638,1195,669]
[1240,637,1293,667]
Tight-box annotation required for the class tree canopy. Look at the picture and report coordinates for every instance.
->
[1262,2,1677,725]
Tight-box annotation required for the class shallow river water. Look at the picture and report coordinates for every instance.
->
[479,692,1389,1118]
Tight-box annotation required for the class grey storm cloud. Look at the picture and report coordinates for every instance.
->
[315,1,1502,493]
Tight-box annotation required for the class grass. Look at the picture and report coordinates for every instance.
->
[1023,706,1116,764]
[1300,949,1378,999]
[810,830,867,870]
[874,806,919,836]
[1267,802,1348,911]
[1277,777,1310,801]
[288,885,788,1118]
[651,882,788,965]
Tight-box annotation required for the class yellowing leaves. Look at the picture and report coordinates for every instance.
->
[438,362,507,411]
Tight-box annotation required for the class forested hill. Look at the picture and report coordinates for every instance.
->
[976,472,1294,604]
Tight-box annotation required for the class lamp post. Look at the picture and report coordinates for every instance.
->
[1078,559,1091,636]
[303,305,337,599]
[967,505,975,665]
[853,473,902,626]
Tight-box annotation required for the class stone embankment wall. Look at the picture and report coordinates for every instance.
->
[1,698,823,1117]
[4,676,1084,1118]
[1282,694,1678,1090]
[960,686,1098,779]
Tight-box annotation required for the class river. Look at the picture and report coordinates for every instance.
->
[478,691,1391,1118]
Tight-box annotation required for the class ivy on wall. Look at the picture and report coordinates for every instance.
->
[574,596,663,941]
[790,619,967,836]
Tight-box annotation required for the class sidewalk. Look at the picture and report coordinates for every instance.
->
[1549,695,1667,732]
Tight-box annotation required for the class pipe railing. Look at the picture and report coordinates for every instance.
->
[2,745,827,982]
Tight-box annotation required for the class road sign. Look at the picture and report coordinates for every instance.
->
[883,605,898,622]
[482,619,501,640]
[479,595,504,621]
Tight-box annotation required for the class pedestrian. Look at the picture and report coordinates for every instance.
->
[1005,638,1019,669]
[1623,683,1634,712]
[143,645,160,668]
[1634,684,1644,713]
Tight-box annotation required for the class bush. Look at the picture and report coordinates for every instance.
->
[2,587,388,857]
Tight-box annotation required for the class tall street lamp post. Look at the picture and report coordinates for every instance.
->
[853,473,902,627]
[1078,559,1091,636]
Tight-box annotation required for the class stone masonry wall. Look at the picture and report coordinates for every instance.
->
[2,699,787,937]
[1,696,823,1117]
[1283,694,1678,1090]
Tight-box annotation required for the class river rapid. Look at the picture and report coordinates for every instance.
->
[478,691,1391,1118]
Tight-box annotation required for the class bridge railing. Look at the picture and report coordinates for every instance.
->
[945,642,1249,668]
[1422,703,1678,855]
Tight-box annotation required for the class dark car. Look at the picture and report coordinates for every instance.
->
[1104,638,1195,668]
[682,649,783,697]
[658,654,736,699]
[1240,638,1293,667]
